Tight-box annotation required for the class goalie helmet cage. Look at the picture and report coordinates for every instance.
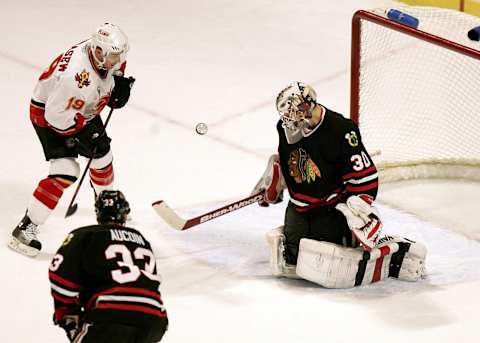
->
[350,6,480,182]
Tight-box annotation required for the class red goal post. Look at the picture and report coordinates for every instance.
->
[350,6,480,182]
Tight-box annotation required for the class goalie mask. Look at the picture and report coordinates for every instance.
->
[276,82,317,131]
[90,23,129,71]
[95,190,131,225]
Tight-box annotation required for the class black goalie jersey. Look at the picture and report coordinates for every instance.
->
[277,106,378,212]
[48,225,168,331]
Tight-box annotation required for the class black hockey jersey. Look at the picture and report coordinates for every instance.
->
[277,106,378,212]
[49,224,168,330]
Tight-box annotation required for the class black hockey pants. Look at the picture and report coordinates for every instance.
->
[283,201,353,264]
[74,322,167,343]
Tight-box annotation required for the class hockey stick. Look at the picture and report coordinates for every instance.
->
[65,107,115,217]
[152,192,265,230]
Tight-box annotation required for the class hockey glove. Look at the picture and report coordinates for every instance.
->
[108,75,135,109]
[73,117,112,158]
[54,313,82,342]
[335,195,382,251]
[251,154,286,207]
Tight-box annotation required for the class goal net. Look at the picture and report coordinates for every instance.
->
[350,6,480,182]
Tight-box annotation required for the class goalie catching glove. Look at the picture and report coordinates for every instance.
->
[251,154,286,206]
[335,195,382,251]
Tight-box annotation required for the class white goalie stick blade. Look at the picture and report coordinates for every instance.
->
[152,192,264,230]
[151,201,187,230]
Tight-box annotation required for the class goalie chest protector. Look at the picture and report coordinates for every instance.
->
[276,107,378,211]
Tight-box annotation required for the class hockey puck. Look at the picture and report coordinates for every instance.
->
[195,122,208,135]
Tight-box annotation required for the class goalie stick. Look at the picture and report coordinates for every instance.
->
[152,192,264,230]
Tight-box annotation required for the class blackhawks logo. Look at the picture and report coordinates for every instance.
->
[345,131,358,147]
[62,233,74,246]
[75,69,91,88]
[288,148,321,184]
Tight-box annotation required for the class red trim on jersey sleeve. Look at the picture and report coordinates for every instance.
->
[345,181,378,193]
[51,291,79,304]
[342,165,377,180]
[49,272,82,290]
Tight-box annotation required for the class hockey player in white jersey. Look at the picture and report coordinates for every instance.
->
[9,23,135,257]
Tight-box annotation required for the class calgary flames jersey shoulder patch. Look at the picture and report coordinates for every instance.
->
[75,69,91,88]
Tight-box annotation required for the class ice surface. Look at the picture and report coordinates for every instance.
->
[1,0,479,342]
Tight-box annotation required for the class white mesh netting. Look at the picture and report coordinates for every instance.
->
[355,6,480,182]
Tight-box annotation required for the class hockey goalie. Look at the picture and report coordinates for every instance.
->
[253,82,426,288]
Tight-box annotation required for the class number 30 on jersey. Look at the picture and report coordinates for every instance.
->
[350,151,371,171]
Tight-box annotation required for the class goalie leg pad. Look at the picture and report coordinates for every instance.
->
[379,236,427,281]
[266,227,299,279]
[296,237,426,288]
[296,238,364,288]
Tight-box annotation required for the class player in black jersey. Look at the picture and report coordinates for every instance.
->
[253,82,426,286]
[48,190,168,342]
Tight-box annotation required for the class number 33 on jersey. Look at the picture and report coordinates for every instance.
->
[48,225,167,326]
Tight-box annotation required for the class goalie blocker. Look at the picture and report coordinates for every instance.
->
[251,154,286,206]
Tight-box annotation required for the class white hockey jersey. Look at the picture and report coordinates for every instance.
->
[31,40,123,135]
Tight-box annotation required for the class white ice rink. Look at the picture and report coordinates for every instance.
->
[1,0,480,342]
